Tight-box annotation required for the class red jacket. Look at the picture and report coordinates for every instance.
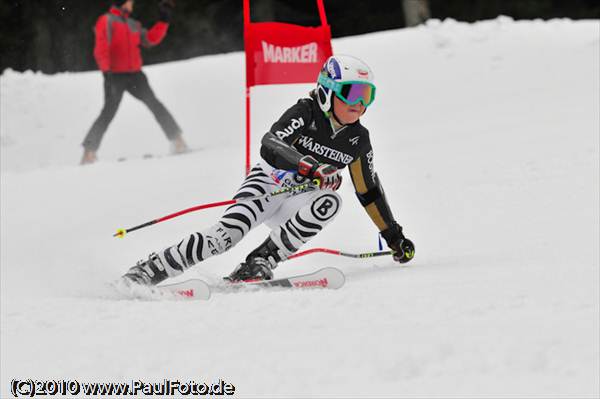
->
[94,7,169,73]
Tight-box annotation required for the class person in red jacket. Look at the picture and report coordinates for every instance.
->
[81,0,188,164]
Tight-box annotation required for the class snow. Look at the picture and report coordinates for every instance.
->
[1,17,599,397]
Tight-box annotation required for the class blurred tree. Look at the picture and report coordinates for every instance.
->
[0,1,32,74]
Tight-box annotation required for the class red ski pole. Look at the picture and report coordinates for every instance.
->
[287,248,394,260]
[114,179,320,238]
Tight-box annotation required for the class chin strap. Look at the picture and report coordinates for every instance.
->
[326,107,348,139]
[328,117,347,139]
[329,99,345,127]
[331,110,345,127]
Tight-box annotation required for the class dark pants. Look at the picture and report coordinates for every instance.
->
[83,71,181,152]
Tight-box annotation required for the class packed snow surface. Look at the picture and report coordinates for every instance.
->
[1,17,599,397]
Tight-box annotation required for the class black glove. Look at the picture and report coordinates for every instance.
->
[298,155,342,191]
[158,0,175,22]
[381,222,415,263]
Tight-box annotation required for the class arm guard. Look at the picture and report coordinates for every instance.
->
[349,153,396,232]
[260,132,304,171]
[355,182,384,206]
[260,99,313,170]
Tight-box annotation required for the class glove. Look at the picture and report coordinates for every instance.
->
[298,155,342,191]
[158,0,175,22]
[381,222,415,263]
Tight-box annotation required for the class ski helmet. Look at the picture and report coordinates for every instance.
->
[316,55,376,113]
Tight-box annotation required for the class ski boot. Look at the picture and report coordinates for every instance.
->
[122,253,169,286]
[225,237,282,282]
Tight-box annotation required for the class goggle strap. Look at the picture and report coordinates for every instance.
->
[318,75,342,92]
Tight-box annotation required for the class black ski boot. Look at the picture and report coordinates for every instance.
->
[225,258,274,283]
[225,237,282,282]
[122,253,169,286]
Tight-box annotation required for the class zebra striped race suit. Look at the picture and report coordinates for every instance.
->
[152,92,398,278]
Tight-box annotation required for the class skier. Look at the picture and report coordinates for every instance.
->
[121,54,415,285]
[81,0,188,165]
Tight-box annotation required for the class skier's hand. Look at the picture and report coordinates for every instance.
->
[314,164,342,190]
[381,222,415,263]
[158,0,175,22]
[298,155,342,190]
[391,238,415,263]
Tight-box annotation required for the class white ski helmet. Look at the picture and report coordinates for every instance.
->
[316,54,376,113]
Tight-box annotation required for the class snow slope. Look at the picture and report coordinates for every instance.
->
[1,17,599,397]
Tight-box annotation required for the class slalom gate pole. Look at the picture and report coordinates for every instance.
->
[287,248,394,260]
[114,179,320,238]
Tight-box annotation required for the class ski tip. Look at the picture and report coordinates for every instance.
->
[318,267,345,290]
[288,267,345,290]
[108,278,211,301]
[160,279,211,301]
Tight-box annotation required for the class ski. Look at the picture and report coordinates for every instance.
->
[157,279,211,300]
[215,267,345,293]
[112,267,344,301]
[111,278,211,301]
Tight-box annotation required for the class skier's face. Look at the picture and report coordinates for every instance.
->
[333,95,365,125]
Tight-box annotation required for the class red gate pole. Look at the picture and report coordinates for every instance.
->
[243,0,252,175]
[316,0,328,26]
[243,0,331,176]
[245,87,251,176]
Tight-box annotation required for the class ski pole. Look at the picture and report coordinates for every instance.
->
[286,248,393,260]
[114,179,320,238]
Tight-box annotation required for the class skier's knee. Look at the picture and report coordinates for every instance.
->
[307,191,342,223]
[269,191,342,259]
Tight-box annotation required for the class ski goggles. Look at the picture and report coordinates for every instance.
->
[318,74,376,107]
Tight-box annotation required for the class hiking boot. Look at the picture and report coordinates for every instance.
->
[80,149,97,165]
[170,135,189,154]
